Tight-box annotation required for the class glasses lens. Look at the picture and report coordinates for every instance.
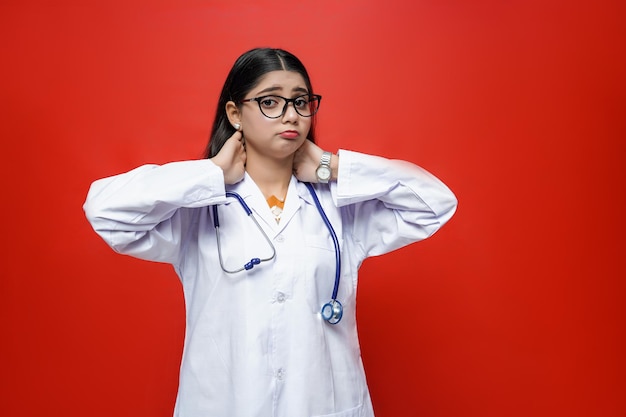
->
[258,96,286,118]
[298,95,320,117]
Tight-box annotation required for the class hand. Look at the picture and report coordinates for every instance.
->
[293,139,329,183]
[210,131,246,184]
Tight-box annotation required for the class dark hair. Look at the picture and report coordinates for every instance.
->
[203,48,317,158]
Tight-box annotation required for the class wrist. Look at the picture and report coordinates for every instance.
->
[315,151,339,184]
[329,153,339,181]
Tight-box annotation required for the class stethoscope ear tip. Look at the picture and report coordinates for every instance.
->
[244,258,261,270]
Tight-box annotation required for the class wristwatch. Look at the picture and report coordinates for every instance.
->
[315,151,332,183]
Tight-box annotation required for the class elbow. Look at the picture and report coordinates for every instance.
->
[83,196,107,234]
[83,199,98,228]
[83,192,119,244]
[438,190,458,227]
[83,182,104,227]
[445,191,458,219]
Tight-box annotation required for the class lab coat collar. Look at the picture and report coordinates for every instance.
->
[225,173,315,234]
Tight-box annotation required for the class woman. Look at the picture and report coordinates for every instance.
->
[84,47,457,417]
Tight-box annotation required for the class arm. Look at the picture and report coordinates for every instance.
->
[83,159,227,264]
[331,150,457,258]
[84,131,245,264]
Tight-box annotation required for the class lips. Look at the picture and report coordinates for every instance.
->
[279,130,299,139]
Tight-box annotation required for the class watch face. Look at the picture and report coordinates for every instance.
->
[317,166,331,180]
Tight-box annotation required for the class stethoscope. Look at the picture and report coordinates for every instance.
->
[211,182,343,324]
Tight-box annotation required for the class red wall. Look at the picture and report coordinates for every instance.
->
[1,1,624,416]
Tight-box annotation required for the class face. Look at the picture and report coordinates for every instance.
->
[229,70,312,161]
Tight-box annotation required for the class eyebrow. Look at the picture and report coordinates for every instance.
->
[256,85,309,96]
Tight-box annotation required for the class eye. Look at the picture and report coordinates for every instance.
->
[259,96,280,109]
[294,96,309,109]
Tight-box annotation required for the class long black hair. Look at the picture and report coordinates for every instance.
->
[203,48,317,159]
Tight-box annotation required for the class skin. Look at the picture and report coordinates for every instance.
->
[211,70,338,199]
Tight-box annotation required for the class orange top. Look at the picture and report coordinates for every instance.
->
[267,195,285,224]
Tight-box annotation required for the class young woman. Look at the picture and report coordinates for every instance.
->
[84,47,457,417]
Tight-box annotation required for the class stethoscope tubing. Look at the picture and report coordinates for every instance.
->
[212,191,276,273]
[212,184,343,324]
[303,182,341,301]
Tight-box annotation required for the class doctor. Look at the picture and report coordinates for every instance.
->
[84,47,457,417]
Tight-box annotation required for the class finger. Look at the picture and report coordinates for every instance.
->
[228,130,243,142]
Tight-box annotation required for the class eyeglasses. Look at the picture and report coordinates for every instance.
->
[240,94,322,119]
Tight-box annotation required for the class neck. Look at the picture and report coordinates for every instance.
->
[245,156,293,200]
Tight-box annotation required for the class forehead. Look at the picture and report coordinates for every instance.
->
[253,70,307,93]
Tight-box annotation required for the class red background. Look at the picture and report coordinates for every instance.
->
[1,1,624,416]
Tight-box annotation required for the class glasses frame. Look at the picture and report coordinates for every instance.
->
[240,94,322,119]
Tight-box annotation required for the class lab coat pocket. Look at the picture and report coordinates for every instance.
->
[312,403,364,417]
[301,234,351,315]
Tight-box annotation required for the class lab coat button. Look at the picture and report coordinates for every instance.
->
[276,292,286,303]
[275,234,285,243]
[275,368,285,380]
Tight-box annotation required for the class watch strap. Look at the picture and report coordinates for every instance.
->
[320,151,332,167]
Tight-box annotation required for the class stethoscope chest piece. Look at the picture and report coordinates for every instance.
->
[321,299,343,325]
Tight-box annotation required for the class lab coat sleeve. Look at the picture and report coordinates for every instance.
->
[83,159,227,264]
[331,150,457,258]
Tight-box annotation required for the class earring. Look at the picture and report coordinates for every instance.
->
[233,123,241,131]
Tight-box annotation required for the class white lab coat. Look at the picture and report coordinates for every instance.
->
[84,150,457,417]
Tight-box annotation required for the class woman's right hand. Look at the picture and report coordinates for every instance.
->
[210,131,246,184]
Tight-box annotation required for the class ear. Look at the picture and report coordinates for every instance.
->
[225,101,241,128]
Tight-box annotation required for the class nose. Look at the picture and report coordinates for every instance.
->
[281,101,299,123]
